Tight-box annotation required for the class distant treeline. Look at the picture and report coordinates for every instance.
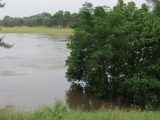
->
[0,11,80,28]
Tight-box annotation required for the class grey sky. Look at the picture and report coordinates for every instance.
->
[0,0,146,19]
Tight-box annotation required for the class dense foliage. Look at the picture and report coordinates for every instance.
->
[0,11,79,28]
[66,0,160,108]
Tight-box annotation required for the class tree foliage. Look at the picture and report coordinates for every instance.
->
[0,11,79,28]
[66,0,160,108]
[0,1,14,48]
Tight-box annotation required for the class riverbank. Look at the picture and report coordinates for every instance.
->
[1,109,160,120]
[0,101,160,120]
[0,27,73,36]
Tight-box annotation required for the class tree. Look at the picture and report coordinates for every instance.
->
[3,16,15,27]
[0,0,5,7]
[66,0,160,108]
[1,11,78,28]
[63,11,71,27]
[69,13,80,28]
[0,1,14,48]
[47,10,72,28]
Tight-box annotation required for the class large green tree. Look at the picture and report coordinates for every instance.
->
[66,0,160,108]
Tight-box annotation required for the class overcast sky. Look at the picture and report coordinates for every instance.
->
[0,0,147,19]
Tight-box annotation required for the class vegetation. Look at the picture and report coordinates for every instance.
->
[0,101,160,120]
[66,0,160,108]
[0,11,79,28]
[0,0,13,48]
[147,0,160,16]
[0,27,73,36]
[0,0,160,114]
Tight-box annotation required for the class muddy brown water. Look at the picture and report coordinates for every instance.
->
[0,34,118,111]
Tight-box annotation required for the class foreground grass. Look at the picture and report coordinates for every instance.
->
[0,101,160,120]
[0,27,73,36]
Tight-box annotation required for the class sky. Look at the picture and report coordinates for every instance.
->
[0,0,147,19]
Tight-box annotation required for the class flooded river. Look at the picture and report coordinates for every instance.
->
[0,34,116,111]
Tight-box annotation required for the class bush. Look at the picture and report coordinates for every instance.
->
[66,0,160,108]
[123,75,160,108]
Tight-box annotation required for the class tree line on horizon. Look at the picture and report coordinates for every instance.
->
[0,11,80,28]
[0,0,159,28]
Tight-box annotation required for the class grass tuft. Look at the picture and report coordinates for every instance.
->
[0,101,160,120]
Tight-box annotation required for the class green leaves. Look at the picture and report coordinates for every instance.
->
[66,0,160,108]
[123,75,160,107]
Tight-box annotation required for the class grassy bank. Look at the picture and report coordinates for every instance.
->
[0,101,160,120]
[0,27,73,36]
[1,109,160,120]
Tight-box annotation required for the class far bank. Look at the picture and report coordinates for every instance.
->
[0,27,73,36]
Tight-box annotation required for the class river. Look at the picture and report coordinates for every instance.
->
[0,34,117,111]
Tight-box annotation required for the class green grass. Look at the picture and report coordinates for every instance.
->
[0,101,160,120]
[0,27,73,36]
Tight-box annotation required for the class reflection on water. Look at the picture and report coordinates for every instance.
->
[66,90,122,110]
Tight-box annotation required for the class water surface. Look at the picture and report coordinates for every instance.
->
[0,34,116,111]
[0,34,70,110]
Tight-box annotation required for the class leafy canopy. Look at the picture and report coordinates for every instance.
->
[66,0,160,108]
